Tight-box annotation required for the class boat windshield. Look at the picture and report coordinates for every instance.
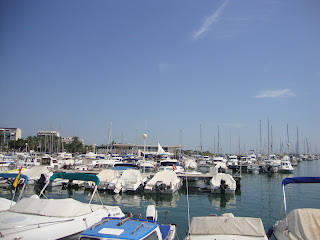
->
[160,162,179,166]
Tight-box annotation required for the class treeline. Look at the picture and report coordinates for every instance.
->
[182,149,212,156]
[0,134,93,154]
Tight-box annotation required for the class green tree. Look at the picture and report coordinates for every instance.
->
[65,136,85,153]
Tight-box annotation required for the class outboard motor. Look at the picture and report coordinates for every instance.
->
[154,181,166,193]
[37,174,47,189]
[146,205,158,221]
[219,179,228,194]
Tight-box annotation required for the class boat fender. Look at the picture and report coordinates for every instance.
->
[266,226,273,239]
[99,163,103,170]
[173,164,177,171]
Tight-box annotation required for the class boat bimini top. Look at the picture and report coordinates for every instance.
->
[39,172,103,206]
[282,177,320,215]
[0,173,29,185]
[49,172,100,185]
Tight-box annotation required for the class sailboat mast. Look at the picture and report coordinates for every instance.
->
[200,124,203,155]
[217,126,220,155]
[267,118,269,158]
[287,124,290,154]
[296,126,299,155]
[270,125,273,154]
[260,120,262,155]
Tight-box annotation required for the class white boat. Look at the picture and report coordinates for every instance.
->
[158,159,185,173]
[211,157,228,172]
[279,160,294,173]
[139,159,157,172]
[290,156,298,166]
[0,172,125,240]
[264,155,281,172]
[40,155,62,170]
[270,177,320,240]
[84,169,120,190]
[247,163,260,174]
[144,171,182,194]
[0,198,15,213]
[21,165,52,185]
[184,158,198,170]
[209,173,236,194]
[79,205,176,240]
[109,169,147,193]
[240,156,253,165]
[227,155,238,167]
[185,213,268,240]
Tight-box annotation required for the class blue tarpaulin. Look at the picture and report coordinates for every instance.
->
[0,173,29,185]
[282,177,320,186]
[49,172,99,185]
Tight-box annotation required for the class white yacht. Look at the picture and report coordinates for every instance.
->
[211,157,227,172]
[227,155,238,167]
[247,163,260,174]
[158,159,185,173]
[279,160,294,173]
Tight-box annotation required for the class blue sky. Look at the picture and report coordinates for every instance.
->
[1,0,319,153]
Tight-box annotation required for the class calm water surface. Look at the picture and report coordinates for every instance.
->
[1,160,319,239]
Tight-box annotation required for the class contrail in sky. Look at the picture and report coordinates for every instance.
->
[193,0,230,40]
[254,89,296,98]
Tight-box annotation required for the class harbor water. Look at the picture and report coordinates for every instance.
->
[1,159,319,239]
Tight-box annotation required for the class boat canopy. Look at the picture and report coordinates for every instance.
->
[147,171,179,186]
[189,216,266,237]
[49,172,99,186]
[282,177,320,186]
[274,208,320,240]
[0,173,29,185]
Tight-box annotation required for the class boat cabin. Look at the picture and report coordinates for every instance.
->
[79,217,175,240]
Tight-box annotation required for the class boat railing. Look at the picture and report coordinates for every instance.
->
[0,219,74,236]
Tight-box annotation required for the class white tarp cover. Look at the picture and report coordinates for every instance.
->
[9,196,106,217]
[146,171,179,187]
[22,166,51,179]
[121,169,141,183]
[274,208,320,240]
[210,173,236,189]
[98,169,119,182]
[0,198,15,212]
[189,216,266,237]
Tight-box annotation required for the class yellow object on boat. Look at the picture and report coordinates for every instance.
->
[5,168,27,173]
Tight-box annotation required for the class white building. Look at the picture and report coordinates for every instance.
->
[37,130,60,138]
[63,137,84,145]
[97,143,179,156]
[0,128,22,143]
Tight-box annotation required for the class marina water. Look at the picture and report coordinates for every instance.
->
[1,159,319,239]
